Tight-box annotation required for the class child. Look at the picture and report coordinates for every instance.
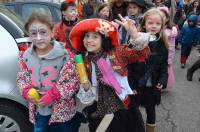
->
[96,3,112,21]
[158,6,178,89]
[178,14,199,68]
[95,4,119,29]
[117,8,168,132]
[17,12,80,132]
[119,0,147,44]
[83,0,94,19]
[69,18,150,132]
[187,15,200,81]
[109,0,127,20]
[53,0,78,49]
[152,0,164,7]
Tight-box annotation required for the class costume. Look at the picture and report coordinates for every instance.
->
[187,16,200,81]
[140,37,168,130]
[53,0,78,50]
[54,20,77,44]
[159,6,178,89]
[119,0,152,44]
[69,19,150,132]
[178,14,199,67]
[17,41,79,125]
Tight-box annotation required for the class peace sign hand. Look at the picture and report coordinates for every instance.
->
[115,14,138,39]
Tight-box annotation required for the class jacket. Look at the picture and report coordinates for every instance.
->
[85,45,150,79]
[17,41,79,124]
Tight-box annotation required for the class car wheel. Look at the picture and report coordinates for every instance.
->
[0,101,32,132]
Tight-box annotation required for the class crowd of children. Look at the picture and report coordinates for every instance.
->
[16,0,200,132]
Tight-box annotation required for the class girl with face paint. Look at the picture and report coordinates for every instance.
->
[17,12,84,132]
[53,0,78,52]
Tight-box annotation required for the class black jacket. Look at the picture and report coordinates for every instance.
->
[128,38,168,90]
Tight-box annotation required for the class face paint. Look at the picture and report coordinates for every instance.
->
[29,21,52,49]
[65,6,78,21]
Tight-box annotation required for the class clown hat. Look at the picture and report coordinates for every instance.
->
[69,18,119,51]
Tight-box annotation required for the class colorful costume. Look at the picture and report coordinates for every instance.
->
[69,18,150,132]
[17,41,79,124]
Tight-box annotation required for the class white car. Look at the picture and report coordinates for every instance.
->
[0,5,32,132]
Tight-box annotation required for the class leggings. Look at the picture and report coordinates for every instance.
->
[145,105,156,124]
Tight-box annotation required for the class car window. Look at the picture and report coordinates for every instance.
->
[54,7,61,22]
[5,5,15,12]
[0,5,27,37]
[21,4,52,22]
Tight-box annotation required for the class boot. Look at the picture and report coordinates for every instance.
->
[146,124,156,132]
[180,56,187,69]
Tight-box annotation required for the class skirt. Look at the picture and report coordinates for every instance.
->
[83,102,145,132]
[166,65,175,89]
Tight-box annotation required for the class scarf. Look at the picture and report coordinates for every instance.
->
[87,50,124,118]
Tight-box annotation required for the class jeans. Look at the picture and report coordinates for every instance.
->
[34,113,50,132]
[34,112,87,132]
[34,113,74,132]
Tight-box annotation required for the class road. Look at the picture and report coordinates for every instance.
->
[78,48,200,132]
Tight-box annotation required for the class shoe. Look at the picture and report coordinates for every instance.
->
[186,70,193,81]
[181,64,185,68]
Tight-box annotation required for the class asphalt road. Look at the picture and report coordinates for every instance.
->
[78,48,200,132]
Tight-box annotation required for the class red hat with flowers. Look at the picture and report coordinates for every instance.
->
[69,18,119,51]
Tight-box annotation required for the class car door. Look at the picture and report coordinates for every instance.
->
[0,24,32,132]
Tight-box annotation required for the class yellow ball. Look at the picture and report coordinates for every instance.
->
[28,88,40,101]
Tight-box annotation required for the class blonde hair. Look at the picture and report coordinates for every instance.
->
[139,8,169,49]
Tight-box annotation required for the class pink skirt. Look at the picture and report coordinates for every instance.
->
[167,65,175,89]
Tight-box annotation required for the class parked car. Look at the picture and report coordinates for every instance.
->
[4,1,61,24]
[0,5,32,132]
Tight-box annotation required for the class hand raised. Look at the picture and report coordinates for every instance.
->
[115,14,138,38]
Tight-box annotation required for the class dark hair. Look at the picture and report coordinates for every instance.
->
[101,34,114,52]
[82,32,114,53]
[61,1,76,12]
[96,3,113,21]
[25,11,53,31]
[61,1,76,20]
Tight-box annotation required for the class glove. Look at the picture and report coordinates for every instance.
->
[40,87,60,106]
[22,85,34,100]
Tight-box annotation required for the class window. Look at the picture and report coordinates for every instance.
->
[54,7,61,23]
[21,4,52,22]
[5,5,15,13]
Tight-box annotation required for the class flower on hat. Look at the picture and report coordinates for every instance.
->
[96,19,115,37]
